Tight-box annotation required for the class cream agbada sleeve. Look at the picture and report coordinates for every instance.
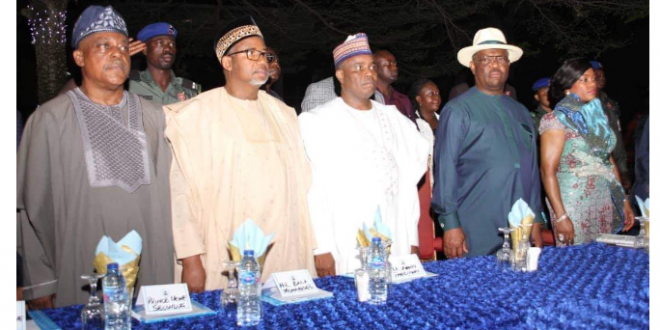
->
[169,155,205,259]
[165,106,205,261]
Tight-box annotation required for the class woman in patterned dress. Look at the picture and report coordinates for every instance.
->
[539,58,635,246]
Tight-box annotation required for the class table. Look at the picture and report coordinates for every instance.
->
[36,243,649,329]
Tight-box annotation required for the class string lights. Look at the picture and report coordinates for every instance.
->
[26,5,67,45]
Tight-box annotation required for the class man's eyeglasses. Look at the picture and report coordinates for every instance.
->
[225,48,275,63]
[473,55,510,66]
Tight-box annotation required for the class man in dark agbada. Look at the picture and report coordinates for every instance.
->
[433,27,543,259]
[17,5,174,308]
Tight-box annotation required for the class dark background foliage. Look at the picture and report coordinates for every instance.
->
[17,0,648,126]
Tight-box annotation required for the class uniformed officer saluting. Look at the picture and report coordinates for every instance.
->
[129,22,200,104]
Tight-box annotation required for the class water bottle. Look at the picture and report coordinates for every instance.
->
[237,250,261,326]
[367,237,387,305]
[103,263,131,330]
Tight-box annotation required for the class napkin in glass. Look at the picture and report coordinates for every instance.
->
[93,230,142,292]
[357,206,392,247]
[228,218,275,265]
[507,198,535,256]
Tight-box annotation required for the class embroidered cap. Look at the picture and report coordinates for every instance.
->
[137,22,177,42]
[333,33,372,67]
[532,77,551,91]
[71,5,128,49]
[214,16,263,62]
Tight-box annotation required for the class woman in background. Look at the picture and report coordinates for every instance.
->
[409,78,442,260]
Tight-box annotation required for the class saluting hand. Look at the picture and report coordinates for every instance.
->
[128,38,146,57]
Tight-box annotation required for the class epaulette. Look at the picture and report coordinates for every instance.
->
[181,77,201,94]
[129,70,141,81]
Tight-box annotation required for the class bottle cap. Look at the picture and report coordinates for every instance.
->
[244,250,254,257]
[107,262,118,271]
[371,237,381,243]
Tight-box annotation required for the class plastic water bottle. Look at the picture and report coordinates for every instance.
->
[103,263,131,330]
[367,237,387,305]
[237,250,261,326]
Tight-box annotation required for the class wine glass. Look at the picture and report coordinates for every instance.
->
[496,228,514,271]
[220,261,240,310]
[80,274,105,330]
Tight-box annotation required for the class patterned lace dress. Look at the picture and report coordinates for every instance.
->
[539,112,618,245]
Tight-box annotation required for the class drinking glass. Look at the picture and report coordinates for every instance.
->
[220,261,240,310]
[358,246,370,271]
[513,224,532,271]
[635,217,649,253]
[80,274,105,330]
[496,228,514,271]
[381,240,393,286]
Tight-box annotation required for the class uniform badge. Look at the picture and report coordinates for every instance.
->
[177,92,187,101]
[169,25,175,35]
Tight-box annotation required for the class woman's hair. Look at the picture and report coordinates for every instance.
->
[548,58,592,109]
[408,78,435,112]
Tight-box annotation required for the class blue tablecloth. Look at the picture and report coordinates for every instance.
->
[39,243,649,329]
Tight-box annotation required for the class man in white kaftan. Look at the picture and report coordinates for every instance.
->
[299,33,428,276]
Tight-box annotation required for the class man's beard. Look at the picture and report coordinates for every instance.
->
[249,76,268,86]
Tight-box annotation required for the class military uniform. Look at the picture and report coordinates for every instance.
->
[129,70,200,105]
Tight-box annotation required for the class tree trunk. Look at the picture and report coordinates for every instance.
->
[25,0,69,104]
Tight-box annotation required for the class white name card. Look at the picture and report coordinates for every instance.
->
[16,301,26,330]
[135,284,193,316]
[390,254,426,282]
[265,269,319,298]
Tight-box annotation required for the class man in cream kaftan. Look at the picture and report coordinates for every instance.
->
[165,16,316,291]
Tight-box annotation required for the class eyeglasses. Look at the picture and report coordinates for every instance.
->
[225,48,275,63]
[473,55,510,66]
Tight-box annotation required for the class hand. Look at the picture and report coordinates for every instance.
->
[622,199,635,232]
[128,38,146,57]
[410,245,420,256]
[314,253,336,277]
[28,294,54,310]
[181,255,206,293]
[621,175,632,193]
[443,228,468,259]
[531,223,543,248]
[554,215,575,246]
